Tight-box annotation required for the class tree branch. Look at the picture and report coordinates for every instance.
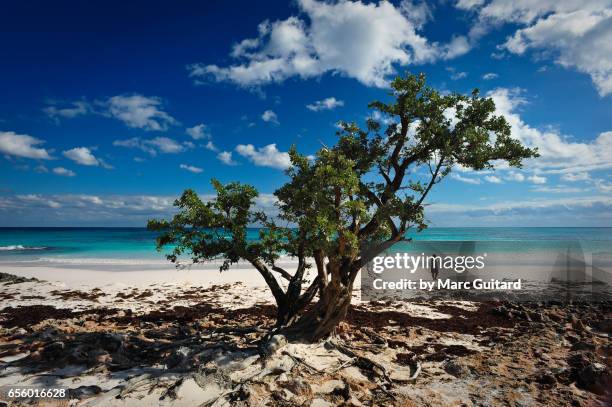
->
[250,258,287,309]
[272,265,292,281]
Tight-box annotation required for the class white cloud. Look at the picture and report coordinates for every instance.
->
[528,175,547,184]
[594,179,612,193]
[52,167,76,177]
[457,1,612,96]
[107,95,178,131]
[487,88,612,175]
[186,123,210,140]
[235,143,291,169]
[34,165,49,173]
[179,164,203,173]
[482,72,498,80]
[306,97,345,111]
[188,0,470,88]
[451,173,481,184]
[505,171,525,182]
[484,175,503,183]
[562,172,591,182]
[205,141,219,152]
[0,193,279,226]
[400,0,433,29]
[62,147,100,166]
[427,195,612,226]
[217,151,238,165]
[261,110,279,124]
[0,131,52,160]
[446,67,467,80]
[533,185,586,193]
[43,95,178,130]
[113,137,192,156]
[455,0,486,10]
[44,101,89,120]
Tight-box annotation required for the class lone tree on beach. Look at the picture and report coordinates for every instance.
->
[148,73,537,342]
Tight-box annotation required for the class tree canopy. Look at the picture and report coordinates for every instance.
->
[148,72,538,341]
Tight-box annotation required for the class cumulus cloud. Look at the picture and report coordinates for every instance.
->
[0,131,52,160]
[43,95,178,130]
[0,193,278,226]
[427,195,612,226]
[446,67,467,80]
[113,137,192,156]
[205,141,219,152]
[451,173,481,184]
[533,185,586,193]
[261,110,279,124]
[482,72,498,80]
[44,101,89,121]
[505,171,525,182]
[106,95,178,131]
[484,175,502,183]
[217,151,238,166]
[456,1,612,96]
[52,167,76,177]
[62,147,111,168]
[186,123,210,140]
[487,88,612,175]
[562,172,591,182]
[179,164,203,173]
[306,97,345,111]
[528,175,547,184]
[187,0,470,88]
[235,143,291,169]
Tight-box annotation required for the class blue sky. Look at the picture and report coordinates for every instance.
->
[1,0,611,226]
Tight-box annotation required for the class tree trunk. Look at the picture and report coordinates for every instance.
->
[282,278,354,342]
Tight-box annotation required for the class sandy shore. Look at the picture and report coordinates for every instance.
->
[0,265,610,406]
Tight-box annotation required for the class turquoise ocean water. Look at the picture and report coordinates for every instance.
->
[0,227,610,265]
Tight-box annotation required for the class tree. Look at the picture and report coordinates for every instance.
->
[148,73,538,342]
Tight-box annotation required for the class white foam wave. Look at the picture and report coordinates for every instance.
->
[14,255,301,267]
[0,245,48,251]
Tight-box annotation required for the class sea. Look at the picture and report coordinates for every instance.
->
[1,227,611,299]
[0,227,610,265]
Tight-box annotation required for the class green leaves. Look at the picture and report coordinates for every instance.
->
[149,72,538,278]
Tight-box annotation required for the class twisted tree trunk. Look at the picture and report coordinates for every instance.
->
[282,274,355,342]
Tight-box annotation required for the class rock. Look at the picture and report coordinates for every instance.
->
[264,334,287,356]
[8,327,27,338]
[443,359,470,378]
[281,377,311,396]
[577,362,608,394]
[547,309,564,322]
[166,346,191,369]
[596,318,612,333]
[389,365,420,382]
[91,350,112,364]
[570,316,586,332]
[98,333,123,352]
[538,372,556,386]
[310,398,333,407]
[552,367,571,384]
[69,385,102,399]
[565,332,580,343]
[571,341,595,351]
[42,341,65,358]
[311,379,345,394]
[264,354,295,375]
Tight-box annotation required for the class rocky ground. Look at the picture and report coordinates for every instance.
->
[0,272,609,406]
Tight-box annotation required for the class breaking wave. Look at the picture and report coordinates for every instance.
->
[0,245,49,251]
